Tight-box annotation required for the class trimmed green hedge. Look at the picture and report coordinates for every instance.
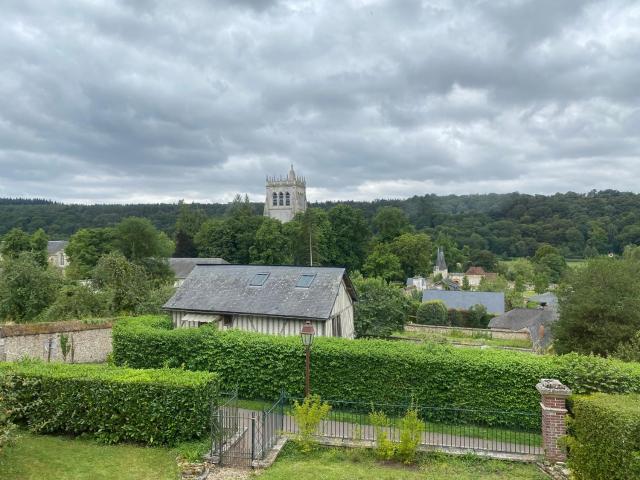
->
[113,316,640,429]
[568,393,640,479]
[0,360,219,446]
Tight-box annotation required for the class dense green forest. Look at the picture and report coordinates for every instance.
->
[1,189,639,258]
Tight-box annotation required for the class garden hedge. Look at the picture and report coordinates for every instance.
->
[113,316,640,429]
[567,393,640,479]
[0,360,219,446]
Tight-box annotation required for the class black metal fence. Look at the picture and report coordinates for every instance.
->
[210,393,543,464]
[282,396,542,457]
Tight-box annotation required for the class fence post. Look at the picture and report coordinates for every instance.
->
[536,378,571,463]
[251,413,256,462]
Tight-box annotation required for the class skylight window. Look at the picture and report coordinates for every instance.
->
[296,274,316,288]
[249,273,270,286]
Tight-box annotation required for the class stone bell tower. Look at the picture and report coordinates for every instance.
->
[264,165,307,223]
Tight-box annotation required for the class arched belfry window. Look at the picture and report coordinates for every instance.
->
[272,192,277,206]
[285,192,290,206]
[278,192,284,206]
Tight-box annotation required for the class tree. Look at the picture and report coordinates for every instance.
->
[250,217,293,265]
[92,252,150,314]
[462,276,470,290]
[553,256,640,356]
[30,228,49,267]
[469,250,497,272]
[174,201,207,257]
[327,205,371,271]
[613,331,640,362]
[389,233,432,278]
[502,258,535,285]
[65,228,115,279]
[1,228,32,258]
[416,300,448,325]
[114,217,174,262]
[289,209,334,266]
[372,207,411,242]
[0,253,61,322]
[362,244,403,281]
[532,244,567,284]
[352,274,408,337]
[40,284,110,322]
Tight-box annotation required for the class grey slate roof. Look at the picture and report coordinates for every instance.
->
[47,240,68,255]
[164,264,355,320]
[422,290,505,314]
[168,257,228,279]
[528,292,558,307]
[489,307,558,350]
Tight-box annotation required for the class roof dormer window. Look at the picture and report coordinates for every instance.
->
[249,273,270,286]
[296,274,316,288]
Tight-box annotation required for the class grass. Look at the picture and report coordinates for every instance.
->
[255,443,547,479]
[0,431,180,480]
[395,329,533,350]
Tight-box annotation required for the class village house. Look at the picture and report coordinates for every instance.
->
[47,240,68,268]
[449,266,497,289]
[489,306,558,351]
[164,264,357,339]
[168,257,228,286]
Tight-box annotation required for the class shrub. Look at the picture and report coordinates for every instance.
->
[416,300,448,325]
[567,393,640,479]
[369,410,395,460]
[614,331,640,362]
[0,360,219,446]
[0,375,17,454]
[292,395,331,452]
[113,316,640,429]
[396,407,423,464]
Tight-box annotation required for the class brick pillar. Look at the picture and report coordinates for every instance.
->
[536,378,571,463]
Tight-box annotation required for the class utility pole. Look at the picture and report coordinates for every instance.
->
[309,229,313,266]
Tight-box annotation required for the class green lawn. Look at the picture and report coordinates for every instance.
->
[0,432,180,480]
[256,444,547,480]
[394,329,533,349]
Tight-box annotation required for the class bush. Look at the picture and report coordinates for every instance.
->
[0,375,17,454]
[292,395,331,453]
[416,301,448,325]
[369,410,394,460]
[396,407,423,464]
[447,307,494,328]
[38,283,110,322]
[0,360,219,446]
[567,393,640,479]
[352,275,408,337]
[113,317,640,430]
[614,331,640,362]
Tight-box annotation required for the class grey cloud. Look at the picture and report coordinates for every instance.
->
[0,0,639,203]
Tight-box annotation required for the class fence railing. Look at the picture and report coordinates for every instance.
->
[283,396,542,457]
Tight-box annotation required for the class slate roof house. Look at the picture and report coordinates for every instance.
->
[168,257,228,286]
[422,290,505,314]
[164,264,357,339]
[47,241,69,268]
[489,307,558,351]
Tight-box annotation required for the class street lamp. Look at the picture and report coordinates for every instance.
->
[300,321,315,397]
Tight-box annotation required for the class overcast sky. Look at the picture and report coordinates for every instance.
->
[1,0,639,204]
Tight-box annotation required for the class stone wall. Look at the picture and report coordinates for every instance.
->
[0,320,113,363]
[405,323,531,341]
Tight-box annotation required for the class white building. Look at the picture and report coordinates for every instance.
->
[47,241,69,269]
[263,165,307,223]
[406,276,428,291]
[164,264,356,339]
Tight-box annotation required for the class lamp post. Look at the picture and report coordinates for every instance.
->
[300,321,315,397]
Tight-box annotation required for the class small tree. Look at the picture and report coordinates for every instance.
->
[292,395,331,453]
[92,252,150,314]
[613,332,640,362]
[416,300,448,325]
[352,274,408,337]
[0,252,61,322]
[467,304,489,328]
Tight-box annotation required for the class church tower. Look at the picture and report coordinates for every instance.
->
[264,165,307,223]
